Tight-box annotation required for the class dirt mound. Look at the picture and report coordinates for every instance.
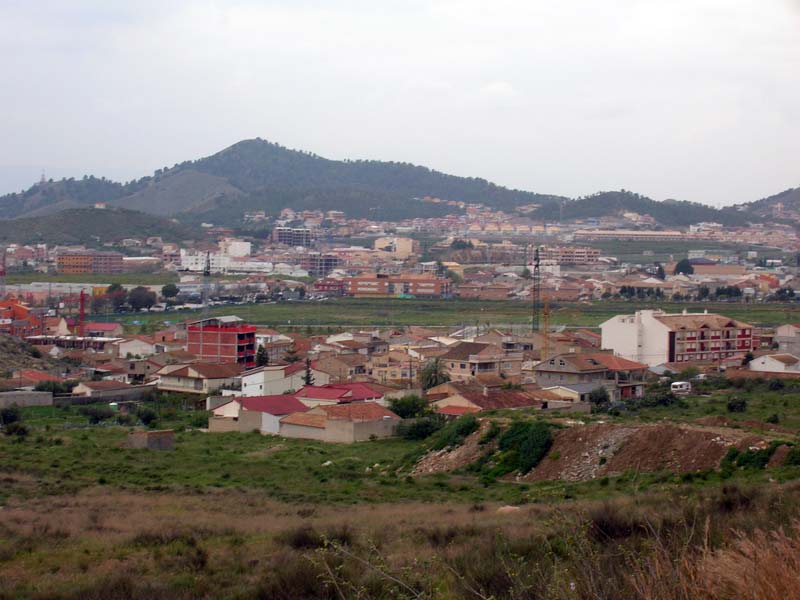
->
[0,335,60,372]
[694,415,795,434]
[525,423,636,482]
[525,422,765,482]
[769,444,793,468]
[413,420,494,475]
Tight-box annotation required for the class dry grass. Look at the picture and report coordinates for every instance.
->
[1,483,800,599]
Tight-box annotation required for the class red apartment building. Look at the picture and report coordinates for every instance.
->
[187,316,257,368]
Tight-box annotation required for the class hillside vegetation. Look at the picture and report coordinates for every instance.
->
[0,207,201,245]
[0,139,782,225]
[535,190,754,227]
[0,140,563,223]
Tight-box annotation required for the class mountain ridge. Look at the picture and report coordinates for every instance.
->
[0,139,791,227]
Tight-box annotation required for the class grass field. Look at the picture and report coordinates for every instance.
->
[6,272,180,285]
[111,297,800,331]
[4,384,800,598]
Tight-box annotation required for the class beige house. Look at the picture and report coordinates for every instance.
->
[73,380,134,397]
[209,395,310,435]
[279,402,400,443]
[156,362,242,394]
[439,342,523,384]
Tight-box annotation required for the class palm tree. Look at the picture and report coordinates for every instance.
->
[419,358,450,390]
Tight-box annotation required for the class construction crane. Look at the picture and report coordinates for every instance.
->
[541,295,551,360]
[202,251,212,319]
[531,245,541,332]
[0,246,5,300]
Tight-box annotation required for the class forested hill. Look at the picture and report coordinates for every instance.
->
[535,191,755,227]
[0,139,566,223]
[0,139,778,226]
[0,208,200,245]
[734,187,800,219]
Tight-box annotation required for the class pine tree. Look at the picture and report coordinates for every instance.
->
[283,342,301,363]
[303,357,315,386]
[255,346,269,367]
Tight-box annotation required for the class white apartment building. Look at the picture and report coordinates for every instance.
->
[600,309,754,367]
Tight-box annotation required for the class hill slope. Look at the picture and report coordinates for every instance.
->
[535,191,755,227]
[0,140,565,223]
[734,186,800,220]
[0,139,780,226]
[0,207,201,245]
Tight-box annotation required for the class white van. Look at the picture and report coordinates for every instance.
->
[671,381,692,396]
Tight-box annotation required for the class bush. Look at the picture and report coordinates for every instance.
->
[768,378,785,391]
[785,446,800,466]
[3,421,29,437]
[137,407,158,427]
[727,396,748,413]
[766,413,780,425]
[79,406,115,424]
[494,421,553,475]
[116,413,136,426]
[397,414,445,440]
[389,395,430,419]
[0,405,21,426]
[430,414,479,450]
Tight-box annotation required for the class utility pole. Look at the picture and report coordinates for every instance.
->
[531,246,541,332]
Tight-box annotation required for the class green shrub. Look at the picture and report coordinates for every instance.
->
[137,407,158,427]
[430,414,479,450]
[389,395,431,419]
[79,406,115,424]
[397,414,445,440]
[785,446,800,466]
[3,421,29,438]
[478,420,500,445]
[0,405,21,426]
[768,378,785,391]
[495,421,553,475]
[766,413,780,425]
[727,396,747,413]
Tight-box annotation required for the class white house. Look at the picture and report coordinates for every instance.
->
[749,354,800,374]
[775,324,800,356]
[240,363,330,397]
[113,336,157,358]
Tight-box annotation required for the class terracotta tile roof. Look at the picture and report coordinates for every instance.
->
[280,412,328,428]
[241,395,309,415]
[537,353,648,373]
[13,369,63,383]
[317,402,400,422]
[654,313,752,331]
[84,322,122,332]
[440,342,494,361]
[80,380,133,390]
[161,363,242,379]
[325,382,385,401]
[295,386,350,400]
[458,389,545,410]
[766,354,800,366]
[436,405,481,416]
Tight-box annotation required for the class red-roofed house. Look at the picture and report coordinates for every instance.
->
[83,322,125,337]
[293,382,388,407]
[279,402,400,443]
[156,362,242,394]
[532,352,648,400]
[209,394,310,434]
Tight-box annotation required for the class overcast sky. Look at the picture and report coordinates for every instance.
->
[1,0,798,206]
